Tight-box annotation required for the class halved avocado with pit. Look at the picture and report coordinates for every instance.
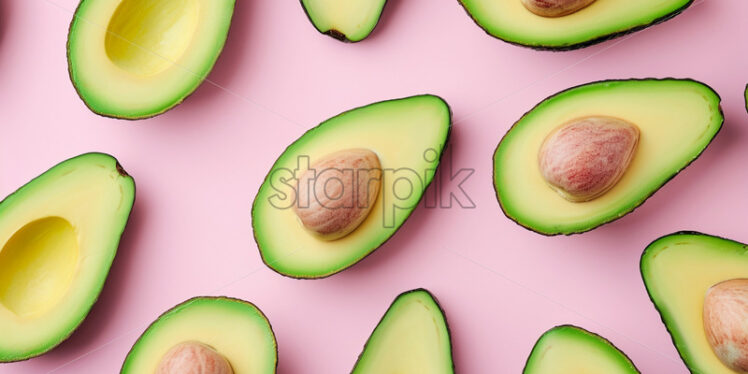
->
[352,289,454,373]
[0,153,135,362]
[458,0,693,50]
[67,0,235,119]
[252,95,451,278]
[301,0,388,42]
[523,325,640,373]
[121,296,277,373]
[641,232,748,374]
[493,79,723,236]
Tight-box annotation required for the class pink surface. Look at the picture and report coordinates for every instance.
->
[1,0,747,373]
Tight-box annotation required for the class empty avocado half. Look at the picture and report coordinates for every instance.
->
[524,325,640,373]
[458,0,693,50]
[121,297,277,373]
[352,289,454,373]
[252,95,451,278]
[493,79,723,236]
[0,153,135,362]
[67,0,235,119]
[642,232,748,374]
[301,0,387,42]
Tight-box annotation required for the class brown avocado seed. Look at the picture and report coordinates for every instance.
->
[538,116,640,202]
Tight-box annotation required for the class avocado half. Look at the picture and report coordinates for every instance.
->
[301,0,387,42]
[352,289,454,373]
[458,0,693,50]
[493,78,723,236]
[0,153,135,362]
[67,0,235,119]
[252,95,451,278]
[523,325,640,373]
[641,232,748,374]
[121,296,277,373]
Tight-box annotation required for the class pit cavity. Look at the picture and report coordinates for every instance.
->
[105,0,199,76]
[0,217,80,317]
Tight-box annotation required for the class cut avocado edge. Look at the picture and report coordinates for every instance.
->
[457,0,694,51]
[0,153,135,362]
[523,325,641,373]
[640,231,748,374]
[351,288,455,373]
[121,296,278,373]
[300,0,388,42]
[251,94,452,279]
[493,78,723,236]
[66,0,236,120]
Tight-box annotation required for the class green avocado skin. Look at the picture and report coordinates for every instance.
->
[457,0,694,51]
[523,325,640,373]
[66,0,236,120]
[252,95,452,279]
[640,231,748,374]
[300,0,388,42]
[493,78,723,236]
[120,296,278,374]
[351,288,455,374]
[0,153,135,363]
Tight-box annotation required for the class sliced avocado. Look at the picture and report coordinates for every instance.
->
[0,153,135,362]
[524,325,640,373]
[121,297,277,373]
[352,289,454,373]
[641,232,748,374]
[301,0,387,42]
[493,79,722,235]
[67,0,235,119]
[458,0,693,50]
[252,95,451,278]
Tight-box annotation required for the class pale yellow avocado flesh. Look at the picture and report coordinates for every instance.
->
[121,297,277,373]
[524,326,639,373]
[301,0,387,42]
[352,289,453,373]
[68,0,234,118]
[253,95,450,278]
[494,79,722,235]
[459,0,692,49]
[642,233,748,374]
[0,153,134,361]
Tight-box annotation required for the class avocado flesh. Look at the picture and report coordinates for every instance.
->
[641,232,748,374]
[0,153,135,362]
[352,289,454,373]
[493,79,722,235]
[524,325,640,373]
[301,0,387,42]
[459,0,692,50]
[121,297,277,373]
[252,95,451,278]
[67,0,235,119]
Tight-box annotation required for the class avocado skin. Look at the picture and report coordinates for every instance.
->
[300,0,389,43]
[523,325,641,373]
[120,296,279,373]
[66,0,236,120]
[251,95,452,279]
[457,0,694,51]
[0,153,136,363]
[350,288,455,373]
[493,78,723,236]
[640,231,748,374]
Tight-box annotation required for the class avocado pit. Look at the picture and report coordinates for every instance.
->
[294,148,382,241]
[521,0,596,17]
[538,116,640,202]
[156,341,233,374]
[703,279,748,373]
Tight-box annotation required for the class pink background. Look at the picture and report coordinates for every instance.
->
[1,0,747,372]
